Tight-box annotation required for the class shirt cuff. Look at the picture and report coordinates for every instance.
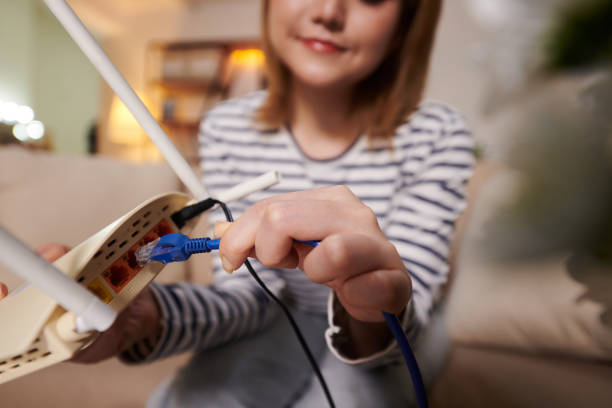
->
[324,292,420,367]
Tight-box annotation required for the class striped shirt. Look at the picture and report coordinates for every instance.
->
[124,91,475,366]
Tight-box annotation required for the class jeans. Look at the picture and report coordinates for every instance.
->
[147,307,449,408]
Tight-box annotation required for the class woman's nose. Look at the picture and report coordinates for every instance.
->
[311,0,346,31]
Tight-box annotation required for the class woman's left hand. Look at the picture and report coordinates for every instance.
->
[216,186,411,323]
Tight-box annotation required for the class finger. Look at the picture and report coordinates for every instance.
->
[336,269,411,316]
[37,243,70,263]
[213,222,231,238]
[252,199,352,268]
[219,184,365,264]
[302,232,404,284]
[256,185,361,205]
[215,221,257,272]
[222,199,371,271]
[0,283,7,299]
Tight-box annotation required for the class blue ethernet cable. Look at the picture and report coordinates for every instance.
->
[138,233,429,408]
[300,241,429,408]
[383,312,428,408]
[136,234,319,265]
[136,231,336,406]
[136,233,220,265]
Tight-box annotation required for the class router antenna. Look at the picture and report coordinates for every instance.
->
[43,0,281,204]
[0,227,117,333]
[43,0,208,200]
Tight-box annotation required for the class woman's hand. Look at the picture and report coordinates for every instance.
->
[71,288,161,363]
[216,186,411,324]
[0,282,7,300]
[0,243,162,363]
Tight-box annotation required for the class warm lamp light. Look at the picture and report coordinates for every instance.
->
[108,94,163,162]
[226,48,266,98]
[228,48,265,69]
[108,94,150,145]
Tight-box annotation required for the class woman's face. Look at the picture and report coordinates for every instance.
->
[267,0,403,91]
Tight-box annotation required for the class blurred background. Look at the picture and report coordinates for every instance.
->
[0,0,535,163]
[1,0,611,407]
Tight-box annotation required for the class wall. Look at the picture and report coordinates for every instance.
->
[67,0,262,158]
[0,0,36,105]
[0,0,100,155]
[33,5,100,154]
[428,0,489,141]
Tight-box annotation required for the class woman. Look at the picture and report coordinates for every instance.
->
[4,1,474,406]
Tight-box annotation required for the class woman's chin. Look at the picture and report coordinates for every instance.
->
[291,70,355,92]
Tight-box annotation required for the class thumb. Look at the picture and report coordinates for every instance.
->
[0,282,7,300]
[213,222,232,239]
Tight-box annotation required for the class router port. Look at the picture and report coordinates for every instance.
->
[108,265,129,287]
[142,232,158,245]
[157,220,173,236]
[126,249,139,269]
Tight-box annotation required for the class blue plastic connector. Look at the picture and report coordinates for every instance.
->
[147,233,220,264]
[136,234,319,266]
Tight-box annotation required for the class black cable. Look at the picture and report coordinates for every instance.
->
[175,197,429,406]
[210,199,336,408]
[175,197,430,406]
[171,198,216,229]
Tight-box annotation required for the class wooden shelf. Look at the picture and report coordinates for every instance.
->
[146,39,264,147]
[151,79,222,94]
[161,119,201,132]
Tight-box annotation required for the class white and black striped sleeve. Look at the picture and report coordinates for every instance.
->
[325,107,475,367]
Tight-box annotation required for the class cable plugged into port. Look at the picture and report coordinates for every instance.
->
[171,198,216,229]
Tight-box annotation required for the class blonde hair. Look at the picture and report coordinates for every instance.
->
[256,0,443,140]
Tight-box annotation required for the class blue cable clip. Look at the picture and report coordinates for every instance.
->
[136,234,320,266]
[136,233,220,265]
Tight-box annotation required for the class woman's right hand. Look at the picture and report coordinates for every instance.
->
[0,243,162,363]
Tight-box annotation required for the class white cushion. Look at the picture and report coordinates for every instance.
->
[448,167,612,361]
[0,146,185,289]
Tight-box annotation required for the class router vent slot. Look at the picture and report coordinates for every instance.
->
[75,200,178,293]
[0,338,52,376]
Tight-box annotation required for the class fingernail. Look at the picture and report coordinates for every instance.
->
[214,222,231,239]
[221,256,234,274]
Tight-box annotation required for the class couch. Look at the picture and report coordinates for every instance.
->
[430,162,612,407]
[1,145,611,407]
[0,146,202,407]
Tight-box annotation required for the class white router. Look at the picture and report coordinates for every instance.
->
[0,0,278,385]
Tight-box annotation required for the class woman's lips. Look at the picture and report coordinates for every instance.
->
[301,38,346,54]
